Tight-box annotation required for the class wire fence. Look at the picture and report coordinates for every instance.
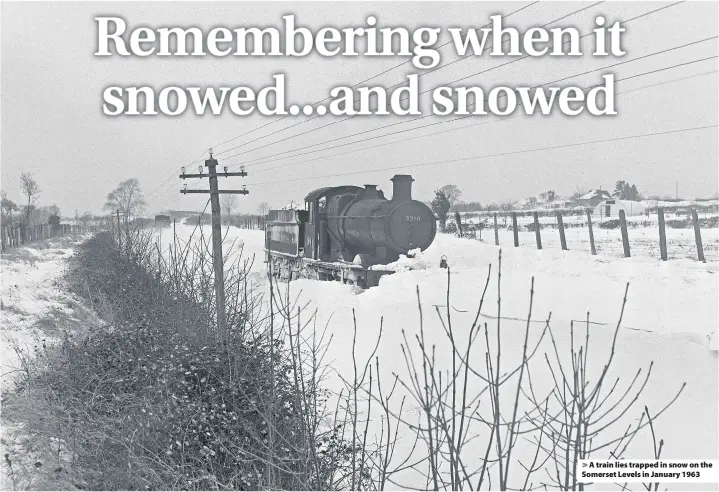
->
[452,207,718,263]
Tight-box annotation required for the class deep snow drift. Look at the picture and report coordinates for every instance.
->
[3,226,715,489]
[158,220,718,488]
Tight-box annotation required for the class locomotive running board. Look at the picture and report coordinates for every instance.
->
[301,258,392,288]
[264,250,393,288]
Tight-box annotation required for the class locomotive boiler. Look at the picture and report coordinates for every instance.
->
[265,174,436,288]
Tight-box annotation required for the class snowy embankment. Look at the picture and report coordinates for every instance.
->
[1,237,94,490]
[1,240,80,385]
[162,221,718,487]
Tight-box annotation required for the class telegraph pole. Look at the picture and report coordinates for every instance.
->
[116,209,122,254]
[180,149,248,333]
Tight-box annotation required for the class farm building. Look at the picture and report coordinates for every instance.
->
[593,199,647,219]
[577,189,613,208]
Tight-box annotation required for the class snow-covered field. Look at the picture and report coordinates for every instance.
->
[2,226,717,489]
[159,220,719,488]
[462,213,719,263]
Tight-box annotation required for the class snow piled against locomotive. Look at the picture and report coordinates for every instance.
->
[264,174,436,288]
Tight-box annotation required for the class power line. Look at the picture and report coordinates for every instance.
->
[245,54,716,170]
[175,53,715,198]
[150,1,693,203]
[435,0,684,89]
[209,1,540,156]
[214,1,608,159]
[619,68,716,95]
[145,148,213,201]
[217,1,688,166]
[223,36,715,170]
[241,124,717,187]
[248,63,718,175]
[149,2,544,201]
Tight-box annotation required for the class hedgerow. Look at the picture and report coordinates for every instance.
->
[4,230,358,490]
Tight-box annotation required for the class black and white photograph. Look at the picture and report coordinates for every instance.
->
[1,1,718,490]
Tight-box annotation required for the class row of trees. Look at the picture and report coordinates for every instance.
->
[5,174,643,234]
[102,178,273,225]
[220,193,270,219]
[0,173,73,228]
[1,173,43,226]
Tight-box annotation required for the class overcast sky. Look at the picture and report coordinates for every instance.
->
[1,1,717,216]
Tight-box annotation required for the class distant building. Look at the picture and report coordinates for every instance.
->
[593,199,647,219]
[154,214,171,226]
[577,190,613,208]
[543,199,572,210]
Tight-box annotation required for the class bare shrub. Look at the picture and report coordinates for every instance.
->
[4,218,360,490]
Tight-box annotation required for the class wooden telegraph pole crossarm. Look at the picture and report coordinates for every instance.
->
[181,189,249,194]
[180,171,248,179]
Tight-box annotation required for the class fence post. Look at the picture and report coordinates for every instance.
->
[619,209,630,258]
[691,209,705,263]
[586,209,596,255]
[493,213,499,246]
[556,211,567,250]
[512,212,519,247]
[658,208,668,261]
[533,211,542,250]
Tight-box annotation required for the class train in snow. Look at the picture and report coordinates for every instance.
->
[264,174,436,288]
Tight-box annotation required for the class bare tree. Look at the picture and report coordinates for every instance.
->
[438,184,462,207]
[221,193,238,218]
[79,211,94,228]
[431,190,451,232]
[257,201,270,216]
[104,178,146,218]
[20,172,40,225]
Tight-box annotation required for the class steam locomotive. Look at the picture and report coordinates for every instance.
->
[264,175,436,288]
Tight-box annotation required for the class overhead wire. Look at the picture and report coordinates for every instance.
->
[173,55,716,200]
[223,32,715,171]
[246,62,719,175]
[153,1,701,206]
[216,1,688,166]
[240,124,718,187]
[147,1,540,203]
[213,1,607,159]
[176,49,716,197]
[208,1,540,157]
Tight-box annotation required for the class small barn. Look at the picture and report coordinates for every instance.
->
[593,199,647,219]
[577,189,613,208]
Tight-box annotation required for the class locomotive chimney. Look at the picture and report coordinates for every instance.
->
[391,175,414,202]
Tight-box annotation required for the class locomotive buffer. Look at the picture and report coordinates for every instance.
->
[179,148,248,334]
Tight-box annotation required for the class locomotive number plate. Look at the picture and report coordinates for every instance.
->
[404,216,422,222]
